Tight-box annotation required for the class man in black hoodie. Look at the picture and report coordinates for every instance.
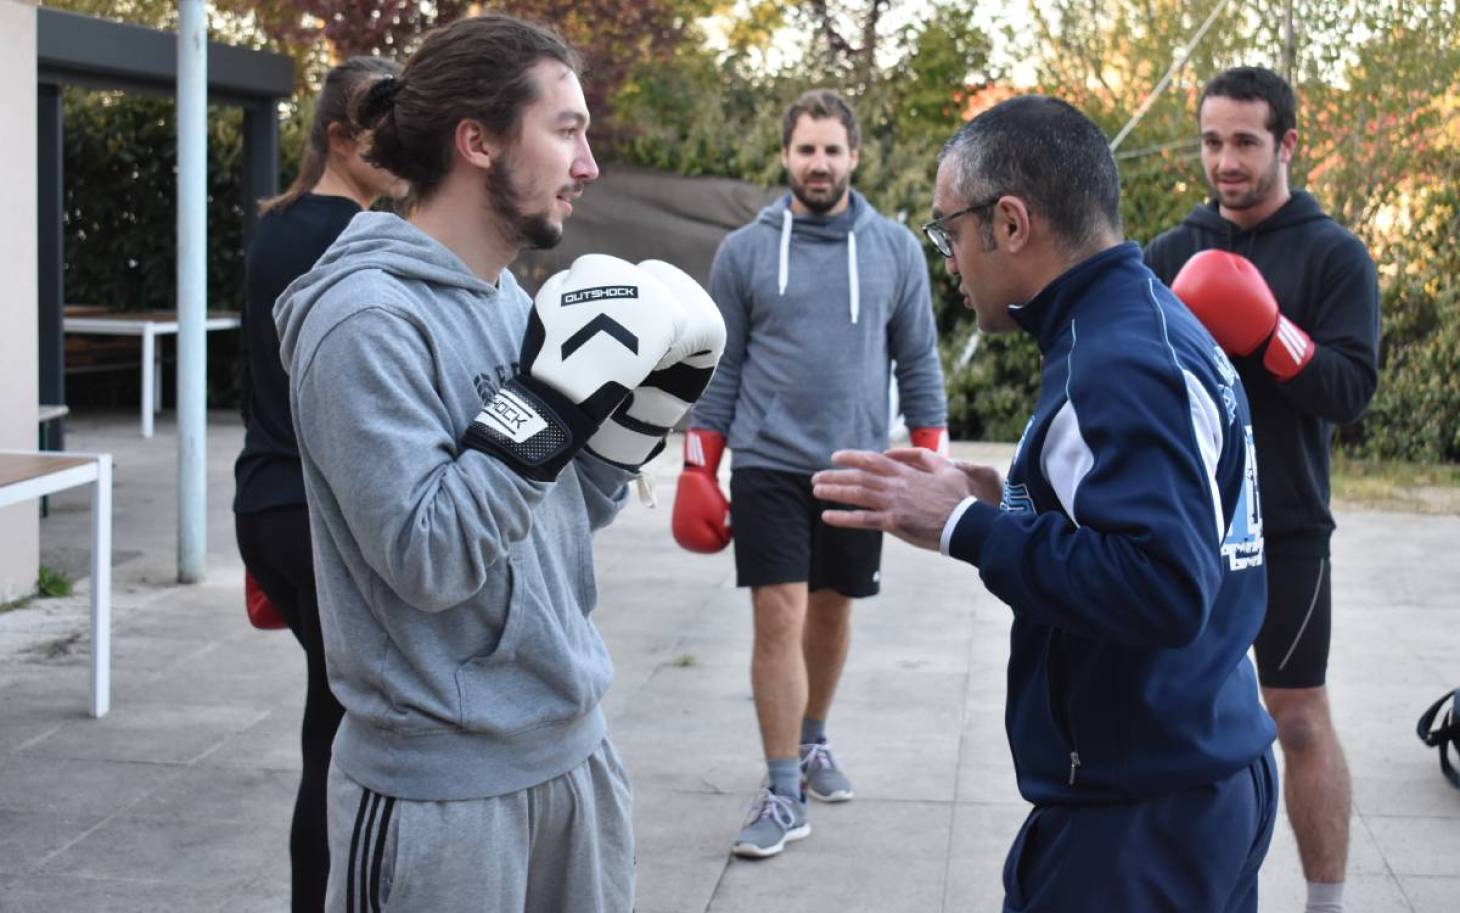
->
[1145,66,1380,913]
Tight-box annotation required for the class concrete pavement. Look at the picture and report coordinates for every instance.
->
[1,410,1457,912]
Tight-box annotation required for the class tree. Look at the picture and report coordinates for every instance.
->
[792,0,894,87]
[611,0,1000,434]
[1021,0,1460,459]
[502,0,703,130]
[227,0,702,126]
[39,0,178,28]
[251,1,469,57]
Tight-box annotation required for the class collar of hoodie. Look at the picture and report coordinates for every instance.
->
[777,208,861,324]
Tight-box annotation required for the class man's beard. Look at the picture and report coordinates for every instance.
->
[486,151,567,251]
[1209,152,1280,211]
[788,170,850,215]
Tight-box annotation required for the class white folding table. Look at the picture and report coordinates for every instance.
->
[0,450,113,717]
[63,310,243,438]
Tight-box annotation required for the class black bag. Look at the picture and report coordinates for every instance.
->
[1416,688,1460,790]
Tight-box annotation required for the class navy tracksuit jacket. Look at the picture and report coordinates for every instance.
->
[942,243,1278,910]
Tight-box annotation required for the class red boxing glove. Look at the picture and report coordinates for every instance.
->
[1171,250,1314,382]
[910,427,949,457]
[672,429,732,553]
[245,571,288,630]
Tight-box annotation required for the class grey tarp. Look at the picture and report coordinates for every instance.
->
[512,166,784,294]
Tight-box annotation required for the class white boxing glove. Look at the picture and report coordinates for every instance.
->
[464,254,685,481]
[584,260,727,469]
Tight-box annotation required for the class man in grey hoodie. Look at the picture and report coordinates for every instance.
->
[676,89,949,858]
[273,14,723,913]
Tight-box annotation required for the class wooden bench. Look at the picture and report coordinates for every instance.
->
[0,450,113,717]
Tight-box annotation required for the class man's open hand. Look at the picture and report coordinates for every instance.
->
[812,448,1000,551]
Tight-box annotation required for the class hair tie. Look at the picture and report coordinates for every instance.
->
[364,76,402,117]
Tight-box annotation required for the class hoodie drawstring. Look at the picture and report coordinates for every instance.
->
[778,209,792,296]
[777,208,861,324]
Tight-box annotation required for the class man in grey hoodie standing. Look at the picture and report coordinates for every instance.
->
[273,14,724,913]
[675,88,949,858]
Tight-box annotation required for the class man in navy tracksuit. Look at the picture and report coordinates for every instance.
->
[813,95,1278,911]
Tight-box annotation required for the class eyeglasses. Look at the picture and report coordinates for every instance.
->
[921,194,1002,258]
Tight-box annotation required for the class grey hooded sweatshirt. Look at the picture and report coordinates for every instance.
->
[274,212,632,801]
[691,190,947,473]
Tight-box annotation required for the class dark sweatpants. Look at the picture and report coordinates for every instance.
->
[237,505,344,913]
[1002,749,1278,913]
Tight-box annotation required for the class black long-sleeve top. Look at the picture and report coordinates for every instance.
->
[234,193,361,514]
[1145,191,1380,555]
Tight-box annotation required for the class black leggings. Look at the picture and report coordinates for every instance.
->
[236,505,343,913]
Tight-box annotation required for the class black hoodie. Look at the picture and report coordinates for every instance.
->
[1144,191,1379,555]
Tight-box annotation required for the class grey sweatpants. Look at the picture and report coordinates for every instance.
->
[324,738,634,913]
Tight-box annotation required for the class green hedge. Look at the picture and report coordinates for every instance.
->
[1339,183,1460,462]
[63,90,244,314]
[60,88,308,408]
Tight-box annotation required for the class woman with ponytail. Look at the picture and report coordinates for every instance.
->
[232,55,402,912]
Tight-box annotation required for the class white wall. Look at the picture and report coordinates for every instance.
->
[0,0,39,602]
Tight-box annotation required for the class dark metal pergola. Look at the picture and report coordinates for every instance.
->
[35,7,293,434]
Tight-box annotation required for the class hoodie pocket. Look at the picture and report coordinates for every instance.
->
[731,392,777,454]
[749,392,789,451]
[758,379,881,460]
[455,550,611,737]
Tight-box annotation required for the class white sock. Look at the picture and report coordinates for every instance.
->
[1305,880,1343,913]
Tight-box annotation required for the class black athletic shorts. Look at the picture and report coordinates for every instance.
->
[729,467,882,598]
[1253,553,1331,689]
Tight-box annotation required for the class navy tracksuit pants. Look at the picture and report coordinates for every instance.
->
[1002,749,1278,913]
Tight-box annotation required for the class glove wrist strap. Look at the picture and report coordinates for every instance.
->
[1261,314,1315,382]
[683,428,726,474]
[462,375,599,482]
[910,427,950,457]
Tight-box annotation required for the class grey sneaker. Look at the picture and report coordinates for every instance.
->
[731,787,811,858]
[800,740,854,802]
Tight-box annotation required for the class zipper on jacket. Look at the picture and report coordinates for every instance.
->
[1046,630,1082,788]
